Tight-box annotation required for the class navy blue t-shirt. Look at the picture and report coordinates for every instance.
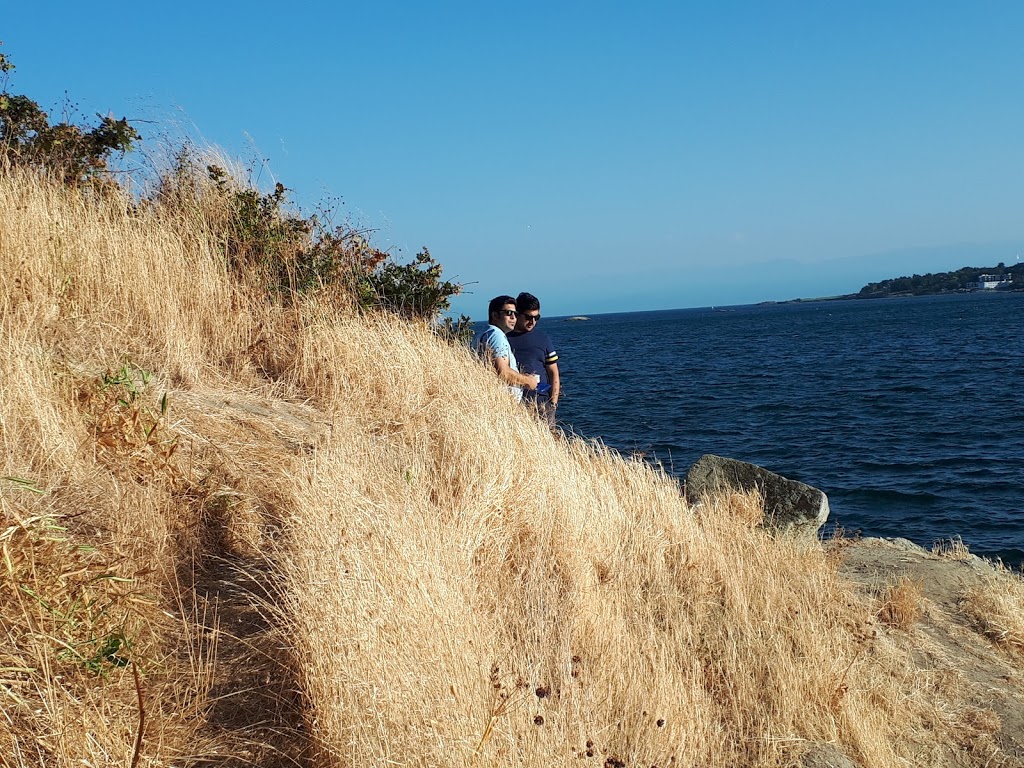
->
[507,329,558,385]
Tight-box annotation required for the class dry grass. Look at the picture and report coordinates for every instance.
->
[0,483,206,766]
[877,576,923,630]
[276,323,996,766]
[962,564,1024,657]
[1,169,296,766]
[2,167,1021,766]
[932,536,974,561]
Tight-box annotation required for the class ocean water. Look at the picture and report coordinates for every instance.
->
[545,292,1024,565]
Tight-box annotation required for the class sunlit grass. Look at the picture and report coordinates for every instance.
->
[1,168,1019,766]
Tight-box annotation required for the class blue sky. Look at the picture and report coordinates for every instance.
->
[4,2,1023,317]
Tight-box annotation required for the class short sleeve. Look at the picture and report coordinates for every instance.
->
[477,327,510,360]
[544,333,558,364]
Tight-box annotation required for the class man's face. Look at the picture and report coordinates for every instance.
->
[514,307,540,333]
[493,303,518,333]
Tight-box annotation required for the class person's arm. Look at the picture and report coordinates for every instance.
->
[543,343,560,405]
[494,356,538,389]
[545,361,560,405]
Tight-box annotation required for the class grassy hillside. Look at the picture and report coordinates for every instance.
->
[2,168,1023,767]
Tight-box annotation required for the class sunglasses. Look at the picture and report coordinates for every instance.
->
[522,313,541,323]
[500,309,518,317]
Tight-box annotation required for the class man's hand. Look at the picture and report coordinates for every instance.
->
[495,357,537,390]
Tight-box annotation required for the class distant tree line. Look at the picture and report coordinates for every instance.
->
[857,262,1024,297]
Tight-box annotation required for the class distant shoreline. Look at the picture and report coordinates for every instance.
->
[760,286,1024,307]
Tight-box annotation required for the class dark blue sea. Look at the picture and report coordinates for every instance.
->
[546,292,1024,566]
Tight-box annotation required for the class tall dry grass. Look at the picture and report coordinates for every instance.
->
[4,176,178,765]
[0,168,1015,766]
[278,315,996,767]
[1,168,291,766]
[963,564,1024,657]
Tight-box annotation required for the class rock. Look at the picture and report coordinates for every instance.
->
[683,454,829,537]
[801,743,859,768]
[564,316,591,321]
[888,536,925,552]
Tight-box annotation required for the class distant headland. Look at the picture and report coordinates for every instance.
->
[764,262,1024,305]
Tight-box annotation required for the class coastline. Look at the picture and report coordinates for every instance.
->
[762,285,1024,306]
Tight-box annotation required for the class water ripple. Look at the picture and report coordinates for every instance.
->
[554,292,1024,565]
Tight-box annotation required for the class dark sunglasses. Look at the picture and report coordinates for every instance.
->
[500,309,518,317]
[522,313,541,323]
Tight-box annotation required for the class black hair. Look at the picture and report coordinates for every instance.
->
[516,292,540,313]
[488,295,517,319]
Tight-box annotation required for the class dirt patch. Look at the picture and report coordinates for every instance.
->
[168,389,329,767]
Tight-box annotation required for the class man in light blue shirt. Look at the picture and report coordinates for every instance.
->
[475,295,540,402]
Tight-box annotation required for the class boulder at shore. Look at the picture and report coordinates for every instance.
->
[684,454,829,537]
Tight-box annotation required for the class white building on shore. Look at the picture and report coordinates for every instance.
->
[968,273,1013,290]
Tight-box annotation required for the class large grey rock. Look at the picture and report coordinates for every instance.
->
[683,454,830,537]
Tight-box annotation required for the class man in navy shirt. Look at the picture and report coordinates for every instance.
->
[507,292,560,424]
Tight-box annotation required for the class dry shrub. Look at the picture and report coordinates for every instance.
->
[962,565,1024,657]
[877,576,923,630]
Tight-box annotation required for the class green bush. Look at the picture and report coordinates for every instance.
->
[0,47,139,186]
[360,246,473,342]
[196,160,466,330]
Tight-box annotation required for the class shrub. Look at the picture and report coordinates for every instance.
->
[0,47,139,187]
[154,150,467,332]
[359,246,474,342]
[2,48,467,337]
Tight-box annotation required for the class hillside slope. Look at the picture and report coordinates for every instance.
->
[2,171,1023,767]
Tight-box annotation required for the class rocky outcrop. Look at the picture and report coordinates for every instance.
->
[683,454,829,537]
